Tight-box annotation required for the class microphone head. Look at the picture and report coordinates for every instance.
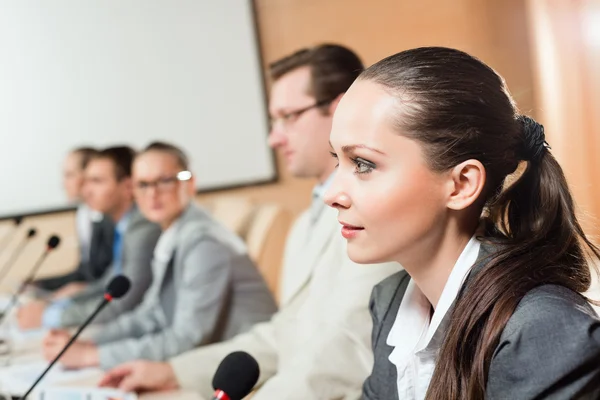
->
[27,228,37,238]
[14,216,23,225]
[106,275,131,299]
[47,235,60,249]
[212,351,260,400]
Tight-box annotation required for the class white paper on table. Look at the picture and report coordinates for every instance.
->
[0,360,100,395]
[34,386,138,400]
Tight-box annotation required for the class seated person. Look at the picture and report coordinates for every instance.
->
[330,47,600,399]
[98,45,399,399]
[17,146,161,330]
[33,147,115,297]
[42,142,277,370]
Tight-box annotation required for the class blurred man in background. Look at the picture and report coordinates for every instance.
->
[32,147,114,297]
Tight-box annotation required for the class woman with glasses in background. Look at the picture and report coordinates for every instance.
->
[42,141,277,371]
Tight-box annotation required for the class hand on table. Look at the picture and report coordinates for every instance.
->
[42,328,99,369]
[99,361,179,392]
[16,300,47,330]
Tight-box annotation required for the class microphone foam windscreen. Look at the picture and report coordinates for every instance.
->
[27,228,37,238]
[212,351,260,400]
[106,275,131,299]
[47,235,60,249]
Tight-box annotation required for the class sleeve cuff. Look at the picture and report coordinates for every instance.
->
[42,299,71,328]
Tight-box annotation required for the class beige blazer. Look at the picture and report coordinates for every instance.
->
[169,203,400,399]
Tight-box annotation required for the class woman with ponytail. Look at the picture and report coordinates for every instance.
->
[325,46,600,399]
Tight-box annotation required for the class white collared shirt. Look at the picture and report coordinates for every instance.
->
[387,236,481,400]
[75,203,103,262]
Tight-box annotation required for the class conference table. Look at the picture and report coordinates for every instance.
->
[0,324,201,400]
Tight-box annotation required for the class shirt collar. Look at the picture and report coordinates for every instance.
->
[90,210,104,222]
[115,206,133,235]
[387,236,481,358]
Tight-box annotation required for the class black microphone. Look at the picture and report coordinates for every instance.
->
[211,351,260,400]
[0,234,60,324]
[0,216,24,254]
[0,228,37,288]
[19,274,131,399]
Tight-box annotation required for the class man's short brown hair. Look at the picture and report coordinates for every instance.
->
[269,44,364,105]
[71,147,98,170]
[91,146,136,181]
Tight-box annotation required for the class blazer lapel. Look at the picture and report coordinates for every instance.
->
[152,251,173,291]
[157,255,176,321]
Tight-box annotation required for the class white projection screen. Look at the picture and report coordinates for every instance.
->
[0,0,276,218]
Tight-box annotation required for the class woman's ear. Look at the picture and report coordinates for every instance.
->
[446,159,486,210]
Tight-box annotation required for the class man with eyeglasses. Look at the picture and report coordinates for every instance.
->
[17,146,161,331]
[40,142,277,370]
[99,45,398,399]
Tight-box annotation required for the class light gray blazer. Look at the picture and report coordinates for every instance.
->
[362,243,600,400]
[59,206,161,327]
[91,203,277,369]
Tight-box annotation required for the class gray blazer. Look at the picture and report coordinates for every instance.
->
[363,243,600,400]
[59,206,161,327]
[91,203,277,369]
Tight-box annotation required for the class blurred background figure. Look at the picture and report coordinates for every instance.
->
[31,147,115,296]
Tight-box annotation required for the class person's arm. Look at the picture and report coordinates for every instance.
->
[68,221,160,326]
[33,269,86,291]
[171,256,397,399]
[96,238,235,369]
[487,285,600,399]
[88,279,161,347]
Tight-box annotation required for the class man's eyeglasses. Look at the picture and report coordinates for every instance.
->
[134,170,192,193]
[270,98,333,129]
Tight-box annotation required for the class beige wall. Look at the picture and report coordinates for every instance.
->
[202,0,537,215]
[0,0,537,280]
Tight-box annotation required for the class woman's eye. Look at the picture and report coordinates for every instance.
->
[353,157,375,174]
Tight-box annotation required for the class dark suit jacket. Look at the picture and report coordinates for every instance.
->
[33,214,114,291]
[362,243,600,400]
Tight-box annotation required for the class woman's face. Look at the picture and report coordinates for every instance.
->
[325,80,452,265]
[132,151,194,229]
